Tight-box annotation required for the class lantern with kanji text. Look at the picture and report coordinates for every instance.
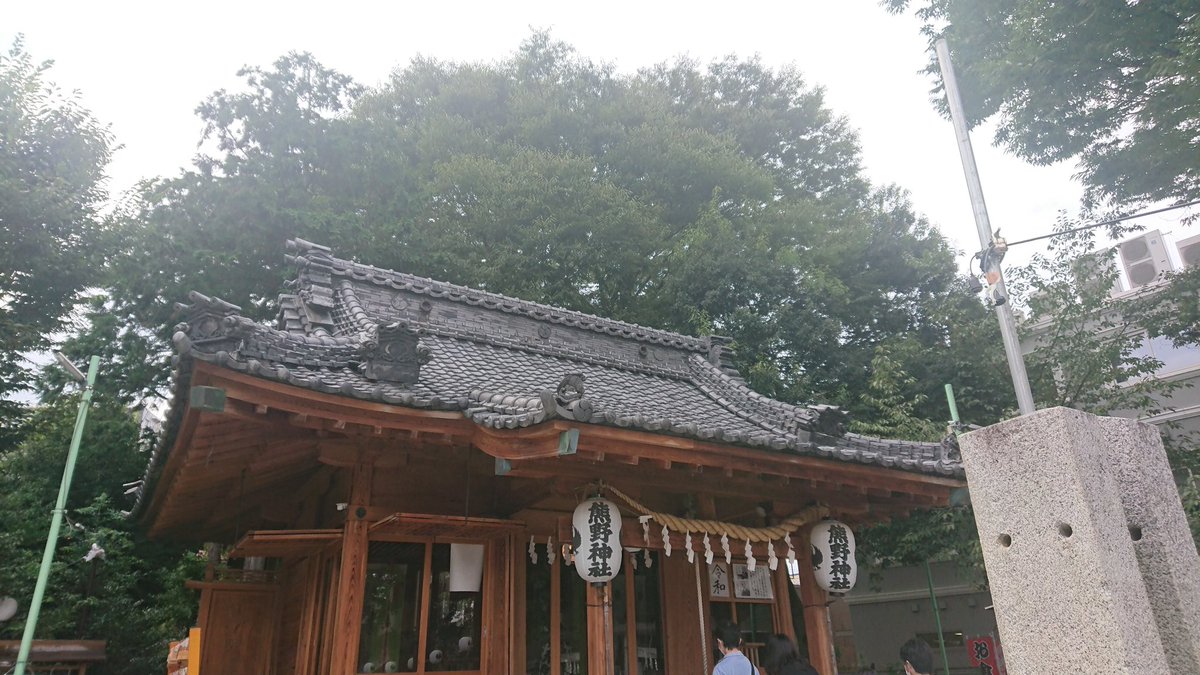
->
[572,497,623,583]
[810,519,857,593]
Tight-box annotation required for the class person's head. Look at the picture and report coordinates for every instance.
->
[899,638,934,675]
[763,634,800,670]
[714,622,742,655]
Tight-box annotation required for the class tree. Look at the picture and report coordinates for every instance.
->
[0,37,113,438]
[103,34,978,424]
[862,218,1200,577]
[884,0,1200,209]
[0,395,202,674]
[1009,219,1200,492]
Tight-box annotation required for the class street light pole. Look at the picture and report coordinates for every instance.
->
[14,355,99,675]
[935,39,1036,415]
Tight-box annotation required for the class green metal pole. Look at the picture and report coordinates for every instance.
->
[944,383,961,424]
[925,560,952,675]
[14,355,99,675]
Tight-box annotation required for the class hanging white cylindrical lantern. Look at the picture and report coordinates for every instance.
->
[572,497,623,583]
[810,520,857,593]
[449,543,485,592]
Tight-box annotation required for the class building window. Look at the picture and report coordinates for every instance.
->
[524,548,665,675]
[708,561,777,667]
[1132,333,1200,378]
[359,541,483,674]
[611,551,666,675]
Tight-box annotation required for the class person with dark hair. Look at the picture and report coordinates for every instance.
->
[712,621,760,675]
[899,638,934,675]
[762,634,818,675]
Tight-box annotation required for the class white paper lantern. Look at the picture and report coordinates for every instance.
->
[449,543,485,592]
[572,497,623,583]
[810,520,857,593]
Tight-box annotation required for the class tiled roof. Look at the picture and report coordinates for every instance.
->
[133,239,962,514]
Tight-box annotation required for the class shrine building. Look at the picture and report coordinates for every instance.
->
[131,239,964,675]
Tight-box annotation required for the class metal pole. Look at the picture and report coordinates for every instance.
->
[935,38,1036,415]
[925,560,951,675]
[944,383,961,425]
[14,355,99,675]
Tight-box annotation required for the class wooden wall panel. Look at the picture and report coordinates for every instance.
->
[273,558,310,675]
[660,553,706,675]
[318,554,341,674]
[197,585,278,675]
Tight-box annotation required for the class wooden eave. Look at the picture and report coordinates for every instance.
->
[142,362,963,539]
[228,529,342,558]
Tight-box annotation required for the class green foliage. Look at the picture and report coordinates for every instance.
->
[0,37,113,432]
[1010,220,1185,416]
[850,341,944,442]
[865,216,1200,578]
[96,33,970,419]
[885,0,1200,209]
[0,396,202,674]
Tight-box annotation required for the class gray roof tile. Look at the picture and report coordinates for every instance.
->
[133,240,964,515]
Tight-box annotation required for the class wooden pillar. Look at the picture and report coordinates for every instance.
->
[771,556,798,644]
[329,460,373,675]
[661,552,706,674]
[798,525,837,675]
[509,533,526,675]
[586,582,615,675]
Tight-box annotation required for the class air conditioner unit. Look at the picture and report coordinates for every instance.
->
[1119,229,1173,290]
[1178,233,1200,269]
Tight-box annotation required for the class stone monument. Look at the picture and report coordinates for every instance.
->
[959,407,1200,673]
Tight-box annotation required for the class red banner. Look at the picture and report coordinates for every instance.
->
[966,635,1003,674]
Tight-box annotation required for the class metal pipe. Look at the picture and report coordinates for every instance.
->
[944,384,961,425]
[925,560,951,675]
[14,355,100,675]
[935,38,1036,415]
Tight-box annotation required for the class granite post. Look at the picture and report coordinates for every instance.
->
[1098,415,1200,672]
[958,407,1175,673]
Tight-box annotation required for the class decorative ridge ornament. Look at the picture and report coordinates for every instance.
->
[539,373,594,422]
[360,320,431,384]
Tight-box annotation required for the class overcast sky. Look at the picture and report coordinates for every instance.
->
[10,0,1186,271]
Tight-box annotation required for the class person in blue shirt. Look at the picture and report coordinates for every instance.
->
[713,621,760,675]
